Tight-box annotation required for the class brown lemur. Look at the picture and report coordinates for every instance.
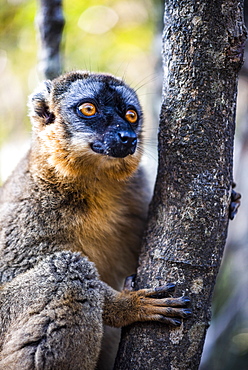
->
[0,71,192,370]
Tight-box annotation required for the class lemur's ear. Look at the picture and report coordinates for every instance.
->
[28,80,55,125]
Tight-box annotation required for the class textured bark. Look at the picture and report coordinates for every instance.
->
[37,0,65,79]
[114,1,246,369]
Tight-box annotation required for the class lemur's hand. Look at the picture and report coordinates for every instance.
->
[103,280,191,328]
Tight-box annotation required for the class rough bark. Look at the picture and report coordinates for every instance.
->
[114,1,246,369]
[200,1,248,368]
[37,0,65,79]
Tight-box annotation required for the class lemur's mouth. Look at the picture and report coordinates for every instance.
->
[91,131,137,158]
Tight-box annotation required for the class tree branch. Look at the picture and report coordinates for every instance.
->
[114,1,246,368]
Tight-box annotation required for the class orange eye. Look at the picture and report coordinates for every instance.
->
[125,109,138,124]
[78,102,96,116]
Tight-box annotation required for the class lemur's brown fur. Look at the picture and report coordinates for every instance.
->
[0,71,191,370]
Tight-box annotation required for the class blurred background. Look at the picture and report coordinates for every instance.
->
[0,0,247,368]
[0,0,162,183]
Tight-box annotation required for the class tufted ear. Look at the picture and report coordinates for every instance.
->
[28,80,55,125]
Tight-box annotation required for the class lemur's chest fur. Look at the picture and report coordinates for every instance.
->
[57,177,146,290]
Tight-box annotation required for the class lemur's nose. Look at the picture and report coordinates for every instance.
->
[118,131,137,151]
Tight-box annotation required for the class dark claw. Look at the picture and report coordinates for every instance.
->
[124,274,136,291]
[182,309,192,318]
[172,318,182,326]
[181,296,191,305]
[229,186,241,220]
[160,317,182,326]
[155,283,176,294]
[150,283,176,298]
[163,283,176,293]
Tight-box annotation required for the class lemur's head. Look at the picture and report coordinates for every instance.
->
[29,71,143,181]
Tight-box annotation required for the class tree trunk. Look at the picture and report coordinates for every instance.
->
[37,0,65,79]
[114,1,246,369]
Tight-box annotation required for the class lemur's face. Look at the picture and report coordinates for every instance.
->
[60,76,143,159]
[29,72,143,179]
